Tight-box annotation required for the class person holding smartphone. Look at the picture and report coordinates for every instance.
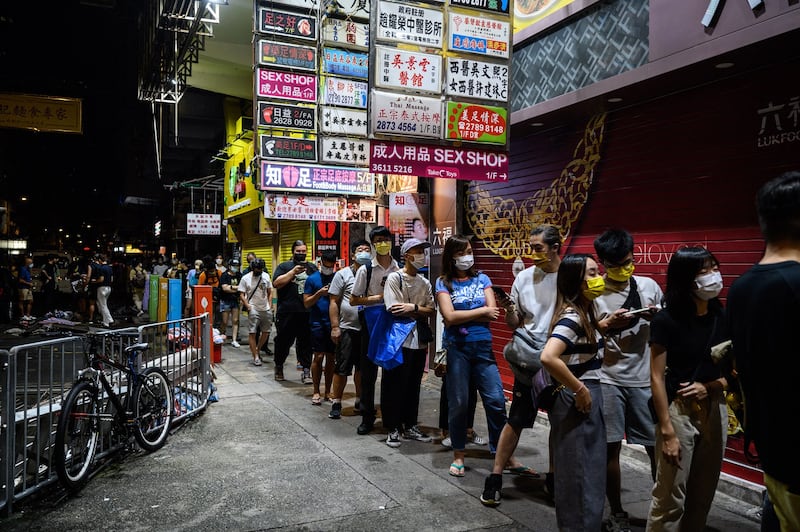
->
[303,250,338,405]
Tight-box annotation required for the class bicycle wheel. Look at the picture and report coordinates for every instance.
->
[133,367,172,452]
[54,381,100,491]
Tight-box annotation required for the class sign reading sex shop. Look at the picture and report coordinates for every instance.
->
[261,161,376,196]
[370,140,508,182]
[257,68,317,102]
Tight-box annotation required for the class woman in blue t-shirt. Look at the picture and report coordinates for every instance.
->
[435,234,507,478]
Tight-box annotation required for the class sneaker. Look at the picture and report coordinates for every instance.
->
[231,340,240,348]
[386,429,402,448]
[356,422,374,435]
[329,403,342,419]
[602,511,632,532]
[252,358,262,366]
[403,425,433,442]
[480,474,503,507]
[441,436,452,448]
[467,431,487,446]
[301,369,312,384]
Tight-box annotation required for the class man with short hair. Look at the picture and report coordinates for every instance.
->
[272,240,318,382]
[328,239,371,419]
[238,259,273,366]
[350,226,399,435]
[728,170,800,532]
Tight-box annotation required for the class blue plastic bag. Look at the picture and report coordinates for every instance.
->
[363,305,414,370]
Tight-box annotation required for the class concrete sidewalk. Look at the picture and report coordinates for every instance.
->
[4,342,763,531]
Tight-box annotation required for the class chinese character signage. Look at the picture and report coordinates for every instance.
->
[445,58,509,102]
[377,1,445,48]
[320,76,369,109]
[261,161,376,196]
[370,140,509,181]
[375,46,442,93]
[448,13,510,58]
[322,47,369,79]
[266,194,345,221]
[322,18,370,49]
[260,135,318,162]
[450,0,510,15]
[0,93,82,134]
[258,40,317,71]
[258,101,316,131]
[257,7,317,41]
[314,221,341,258]
[371,90,443,139]
[187,213,222,236]
[320,106,368,136]
[320,136,370,165]
[324,0,370,20]
[257,68,317,102]
[445,101,507,144]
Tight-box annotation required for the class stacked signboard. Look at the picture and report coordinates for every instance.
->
[255,0,376,221]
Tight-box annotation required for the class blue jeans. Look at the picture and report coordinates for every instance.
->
[445,340,507,452]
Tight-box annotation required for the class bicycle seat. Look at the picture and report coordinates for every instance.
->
[124,343,150,354]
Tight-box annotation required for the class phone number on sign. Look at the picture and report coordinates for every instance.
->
[371,163,413,174]
[375,120,418,133]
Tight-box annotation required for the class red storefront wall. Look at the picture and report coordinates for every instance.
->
[469,58,799,485]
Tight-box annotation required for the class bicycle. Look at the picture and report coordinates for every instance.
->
[54,332,173,491]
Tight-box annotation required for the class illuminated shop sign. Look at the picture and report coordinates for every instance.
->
[257,40,317,71]
[448,12,510,58]
[256,68,317,103]
[260,135,317,162]
[257,7,317,41]
[376,1,444,48]
[370,140,509,181]
[371,90,443,139]
[257,101,316,131]
[445,101,508,144]
[261,161,376,196]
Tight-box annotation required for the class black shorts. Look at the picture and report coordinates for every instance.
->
[507,379,537,429]
[311,323,335,353]
[334,328,362,376]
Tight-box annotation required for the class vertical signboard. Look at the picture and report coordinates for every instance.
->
[314,221,341,259]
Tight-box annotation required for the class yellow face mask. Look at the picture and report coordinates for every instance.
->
[582,276,605,300]
[374,242,391,256]
[531,252,549,265]
[606,263,635,283]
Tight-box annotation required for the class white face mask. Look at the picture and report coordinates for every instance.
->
[215,258,223,266]
[230,267,239,273]
[320,265,334,275]
[454,254,474,271]
[408,253,426,270]
[693,271,723,300]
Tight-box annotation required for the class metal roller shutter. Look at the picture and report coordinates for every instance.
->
[278,221,312,264]
[242,235,273,274]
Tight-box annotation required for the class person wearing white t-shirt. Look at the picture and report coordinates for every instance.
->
[238,259,273,366]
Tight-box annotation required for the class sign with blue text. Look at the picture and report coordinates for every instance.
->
[322,48,370,79]
[320,76,369,109]
[448,12,510,58]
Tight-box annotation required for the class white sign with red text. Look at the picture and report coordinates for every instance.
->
[187,213,222,236]
[375,46,442,93]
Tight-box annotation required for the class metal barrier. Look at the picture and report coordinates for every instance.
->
[0,314,212,516]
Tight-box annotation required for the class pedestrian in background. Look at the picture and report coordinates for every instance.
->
[184,259,203,317]
[272,240,317,383]
[303,249,337,405]
[17,255,34,319]
[238,258,273,366]
[540,253,606,531]
[727,170,800,532]
[647,246,729,531]
[327,240,370,419]
[350,226,399,436]
[41,254,58,315]
[129,258,147,317]
[220,258,242,348]
[435,234,507,477]
[594,228,662,531]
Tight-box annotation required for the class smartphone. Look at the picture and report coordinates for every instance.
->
[625,307,652,316]
[491,285,510,300]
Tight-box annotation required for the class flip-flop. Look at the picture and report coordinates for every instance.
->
[311,395,322,406]
[449,463,465,477]
[504,465,540,478]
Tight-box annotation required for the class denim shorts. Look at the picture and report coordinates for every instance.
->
[220,299,239,312]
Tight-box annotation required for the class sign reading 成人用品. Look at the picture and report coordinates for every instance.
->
[258,40,317,71]
[448,12,510,58]
[261,161,376,196]
[369,140,508,182]
[257,68,317,102]
[257,7,317,41]
[445,57,509,102]
[260,135,317,162]
[257,102,316,132]
[375,46,442,93]
[445,101,508,144]
[370,90,443,139]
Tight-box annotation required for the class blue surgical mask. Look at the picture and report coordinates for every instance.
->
[355,251,372,265]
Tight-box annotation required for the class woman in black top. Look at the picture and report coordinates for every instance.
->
[647,246,729,531]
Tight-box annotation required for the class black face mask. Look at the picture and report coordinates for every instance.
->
[293,253,306,263]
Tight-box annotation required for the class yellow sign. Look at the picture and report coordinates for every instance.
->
[0,93,82,133]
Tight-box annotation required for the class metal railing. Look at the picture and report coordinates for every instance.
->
[0,314,212,516]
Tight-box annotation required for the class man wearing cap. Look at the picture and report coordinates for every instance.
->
[238,259,273,366]
[380,237,436,447]
[220,257,243,348]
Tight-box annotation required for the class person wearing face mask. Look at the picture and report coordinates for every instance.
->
[435,234,507,477]
[220,258,243,348]
[350,226,399,436]
[593,229,663,532]
[272,240,318,383]
[214,254,226,277]
[303,250,338,405]
[539,253,607,531]
[379,238,436,447]
[327,240,371,420]
[184,259,203,317]
[482,224,561,507]
[646,246,729,531]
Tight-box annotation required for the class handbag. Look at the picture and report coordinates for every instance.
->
[433,348,447,377]
[417,318,434,344]
[503,328,546,386]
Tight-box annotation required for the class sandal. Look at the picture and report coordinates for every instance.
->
[449,463,465,477]
[503,465,540,478]
[311,394,322,406]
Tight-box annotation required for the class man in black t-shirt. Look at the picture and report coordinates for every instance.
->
[272,240,318,383]
[220,258,243,347]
